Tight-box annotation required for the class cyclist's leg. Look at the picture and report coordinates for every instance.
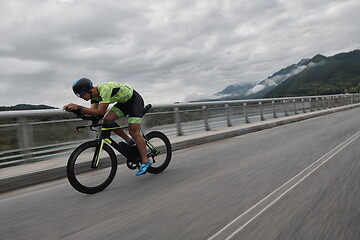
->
[126,91,148,165]
[129,122,148,163]
[104,107,132,142]
[129,121,152,176]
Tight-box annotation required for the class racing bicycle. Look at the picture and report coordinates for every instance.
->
[66,104,172,194]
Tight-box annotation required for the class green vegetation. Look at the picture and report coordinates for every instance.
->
[0,104,76,125]
[0,104,56,111]
[0,104,80,151]
[265,50,360,98]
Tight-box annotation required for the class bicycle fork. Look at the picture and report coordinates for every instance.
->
[91,125,111,169]
[91,140,104,169]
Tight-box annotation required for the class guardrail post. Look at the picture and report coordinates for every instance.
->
[259,102,265,121]
[284,100,289,116]
[293,100,298,114]
[316,98,320,110]
[225,104,232,127]
[16,117,34,161]
[202,105,210,131]
[243,103,250,123]
[302,99,306,113]
[272,101,277,118]
[174,107,183,136]
[309,99,313,112]
[323,97,327,108]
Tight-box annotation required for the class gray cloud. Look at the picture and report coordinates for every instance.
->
[1,0,360,107]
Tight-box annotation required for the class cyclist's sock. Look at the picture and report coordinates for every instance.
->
[135,160,152,176]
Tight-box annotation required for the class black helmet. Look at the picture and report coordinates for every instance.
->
[72,78,93,97]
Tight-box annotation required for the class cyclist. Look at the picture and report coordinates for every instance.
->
[63,77,151,176]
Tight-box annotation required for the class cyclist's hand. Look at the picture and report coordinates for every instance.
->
[63,104,80,112]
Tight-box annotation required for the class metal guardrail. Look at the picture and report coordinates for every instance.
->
[0,94,359,167]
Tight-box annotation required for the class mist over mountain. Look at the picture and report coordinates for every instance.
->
[213,49,360,100]
[214,83,256,99]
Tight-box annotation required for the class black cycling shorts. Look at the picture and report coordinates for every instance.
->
[111,90,144,123]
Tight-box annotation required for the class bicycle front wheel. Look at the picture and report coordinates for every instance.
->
[145,131,172,174]
[67,141,117,194]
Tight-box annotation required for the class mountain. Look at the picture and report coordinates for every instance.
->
[244,58,311,98]
[0,104,57,111]
[214,83,256,99]
[265,50,360,97]
[214,49,360,100]
[215,58,311,100]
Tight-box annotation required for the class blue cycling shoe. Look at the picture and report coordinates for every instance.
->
[136,160,152,176]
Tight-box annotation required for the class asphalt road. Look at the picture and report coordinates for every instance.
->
[1,107,360,240]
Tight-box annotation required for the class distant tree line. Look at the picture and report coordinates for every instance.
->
[0,104,56,111]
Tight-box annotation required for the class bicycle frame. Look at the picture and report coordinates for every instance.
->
[91,122,159,169]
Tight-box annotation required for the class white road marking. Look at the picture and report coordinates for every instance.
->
[208,129,360,240]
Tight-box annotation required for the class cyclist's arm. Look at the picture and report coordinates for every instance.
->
[91,102,99,109]
[81,102,109,116]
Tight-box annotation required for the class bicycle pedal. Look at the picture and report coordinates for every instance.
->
[126,159,140,170]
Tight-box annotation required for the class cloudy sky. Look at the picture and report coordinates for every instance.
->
[1,0,359,108]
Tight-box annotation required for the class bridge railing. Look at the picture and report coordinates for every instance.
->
[0,94,359,168]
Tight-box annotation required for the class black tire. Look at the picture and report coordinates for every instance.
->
[67,141,117,194]
[145,131,172,174]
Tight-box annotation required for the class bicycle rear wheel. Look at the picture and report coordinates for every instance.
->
[67,141,117,194]
[145,131,172,174]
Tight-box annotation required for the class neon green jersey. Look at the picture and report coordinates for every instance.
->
[91,82,133,104]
